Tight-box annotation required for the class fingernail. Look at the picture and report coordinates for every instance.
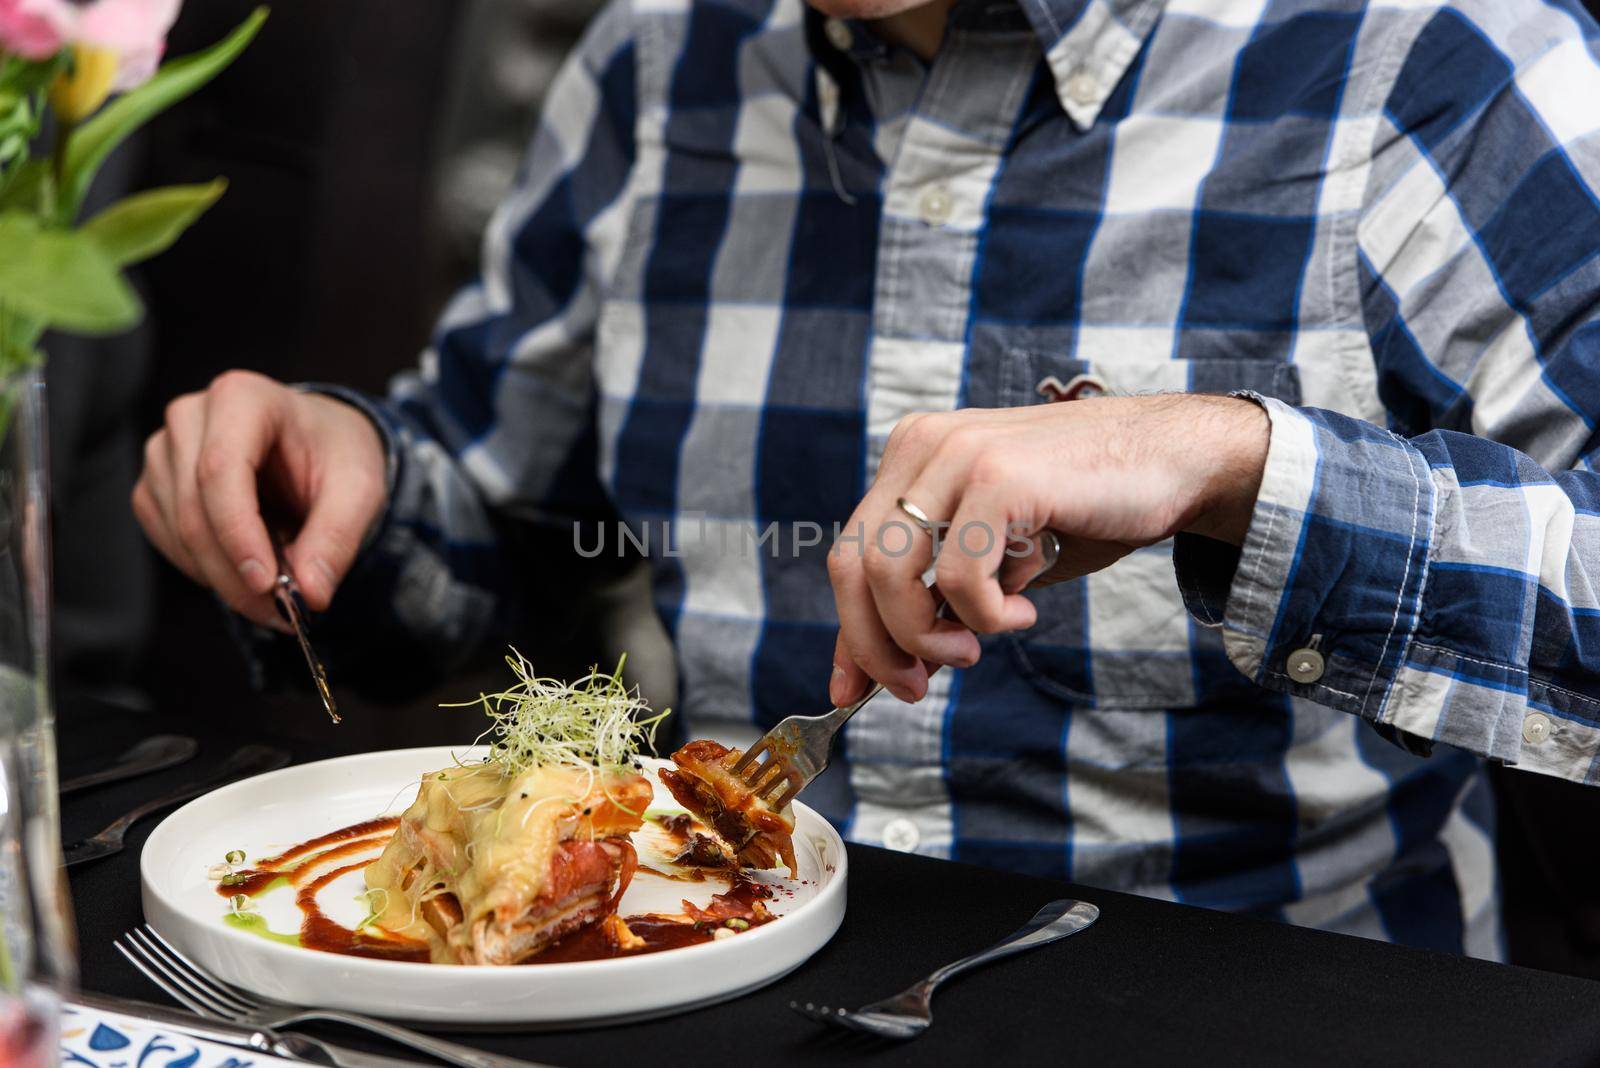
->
[829,666,846,706]
[890,685,917,704]
[239,558,268,590]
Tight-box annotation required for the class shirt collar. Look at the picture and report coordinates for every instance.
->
[807,0,1165,131]
[1015,0,1165,126]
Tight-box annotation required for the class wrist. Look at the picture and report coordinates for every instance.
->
[1182,395,1269,546]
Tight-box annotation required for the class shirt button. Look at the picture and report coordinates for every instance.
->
[1067,70,1099,106]
[1523,712,1553,745]
[919,185,953,226]
[824,17,853,52]
[882,818,920,853]
[1287,647,1325,684]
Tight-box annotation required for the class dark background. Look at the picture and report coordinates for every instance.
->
[42,0,1600,983]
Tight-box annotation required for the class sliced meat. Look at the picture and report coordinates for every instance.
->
[470,839,637,964]
[659,740,797,876]
[672,832,735,869]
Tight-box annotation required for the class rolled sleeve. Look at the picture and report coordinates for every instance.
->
[1178,396,1437,719]
[1178,398,1600,782]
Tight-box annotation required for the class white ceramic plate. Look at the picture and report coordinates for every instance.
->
[140,747,847,1026]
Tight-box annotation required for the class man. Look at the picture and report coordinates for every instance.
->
[134,0,1600,958]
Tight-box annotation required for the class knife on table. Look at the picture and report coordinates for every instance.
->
[60,734,198,794]
[62,745,290,866]
[73,991,425,1067]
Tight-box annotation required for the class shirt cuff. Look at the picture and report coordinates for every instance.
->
[1172,397,1525,762]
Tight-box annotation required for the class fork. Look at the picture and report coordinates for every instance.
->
[791,898,1100,1039]
[63,745,290,867]
[115,925,553,1068]
[731,529,1063,810]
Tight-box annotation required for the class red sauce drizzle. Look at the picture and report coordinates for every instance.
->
[218,817,400,898]
[222,816,777,965]
[536,876,776,963]
[298,860,429,962]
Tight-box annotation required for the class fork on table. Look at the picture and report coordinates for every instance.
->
[115,925,553,1068]
[791,898,1101,1039]
[730,528,1063,810]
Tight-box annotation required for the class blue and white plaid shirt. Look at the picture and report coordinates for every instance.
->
[320,0,1600,957]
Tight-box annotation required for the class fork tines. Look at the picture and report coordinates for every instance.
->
[791,1000,842,1019]
[732,741,801,808]
[790,1001,892,1038]
[730,739,771,780]
[115,926,260,1022]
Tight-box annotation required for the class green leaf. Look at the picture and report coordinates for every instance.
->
[0,56,63,207]
[0,53,67,98]
[0,158,44,214]
[0,213,141,333]
[57,6,267,221]
[81,179,227,266]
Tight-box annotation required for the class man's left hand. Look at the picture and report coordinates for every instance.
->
[826,393,1270,706]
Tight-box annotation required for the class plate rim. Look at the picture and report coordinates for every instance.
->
[140,744,848,978]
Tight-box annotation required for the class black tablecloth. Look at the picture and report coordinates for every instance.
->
[59,699,1600,1066]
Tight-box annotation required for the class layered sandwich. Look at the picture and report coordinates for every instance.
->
[365,762,652,965]
[658,739,798,877]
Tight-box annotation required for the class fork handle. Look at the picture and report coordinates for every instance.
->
[829,531,1059,728]
[769,534,1062,797]
[278,1010,554,1068]
[920,899,1100,993]
[809,598,947,731]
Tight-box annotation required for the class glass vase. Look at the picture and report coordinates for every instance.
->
[0,368,76,1066]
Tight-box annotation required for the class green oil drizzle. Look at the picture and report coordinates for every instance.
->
[643,807,689,822]
[223,911,302,947]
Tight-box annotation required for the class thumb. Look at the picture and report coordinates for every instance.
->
[829,635,873,708]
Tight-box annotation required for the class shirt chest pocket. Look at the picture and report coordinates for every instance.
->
[999,353,1302,711]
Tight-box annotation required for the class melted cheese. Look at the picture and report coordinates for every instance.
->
[365,762,649,962]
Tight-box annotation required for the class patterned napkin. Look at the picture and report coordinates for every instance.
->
[61,1000,296,1067]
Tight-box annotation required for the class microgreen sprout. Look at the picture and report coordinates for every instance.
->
[225,849,246,866]
[228,894,252,915]
[357,887,389,930]
[446,649,669,779]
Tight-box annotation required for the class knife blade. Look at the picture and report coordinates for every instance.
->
[72,992,424,1066]
[61,735,198,794]
[271,530,340,725]
[73,991,315,1061]
[62,744,291,866]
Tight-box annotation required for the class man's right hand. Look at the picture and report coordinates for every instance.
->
[132,371,388,631]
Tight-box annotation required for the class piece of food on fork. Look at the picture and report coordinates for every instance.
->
[365,762,651,964]
[659,740,798,877]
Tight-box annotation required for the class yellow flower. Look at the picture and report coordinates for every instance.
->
[50,45,120,124]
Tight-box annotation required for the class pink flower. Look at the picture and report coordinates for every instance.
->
[2,0,181,88]
[0,0,65,60]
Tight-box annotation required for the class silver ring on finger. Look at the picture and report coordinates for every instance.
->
[896,497,937,536]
